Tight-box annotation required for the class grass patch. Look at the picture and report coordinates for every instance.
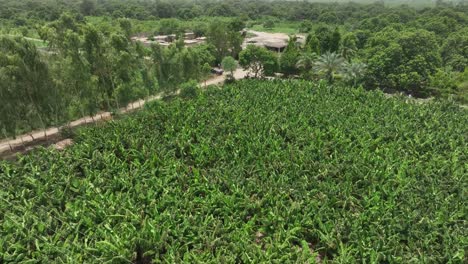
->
[250,22,300,34]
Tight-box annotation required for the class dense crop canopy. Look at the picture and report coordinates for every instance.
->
[1,80,467,263]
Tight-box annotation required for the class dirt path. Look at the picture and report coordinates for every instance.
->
[0,69,248,157]
[0,32,271,156]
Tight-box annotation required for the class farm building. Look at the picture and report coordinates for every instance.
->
[184,32,196,40]
[264,41,288,53]
[184,39,204,47]
[242,31,307,53]
[131,32,205,47]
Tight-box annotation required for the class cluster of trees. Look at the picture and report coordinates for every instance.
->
[295,6,467,99]
[238,17,466,101]
[233,26,367,85]
[198,2,467,100]
[1,0,467,139]
[0,14,245,139]
[2,0,467,23]
[359,17,466,98]
[237,35,366,88]
[1,14,155,139]
[0,36,53,140]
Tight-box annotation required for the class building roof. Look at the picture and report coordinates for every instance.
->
[264,41,287,49]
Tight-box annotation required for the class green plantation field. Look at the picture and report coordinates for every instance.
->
[1,80,467,263]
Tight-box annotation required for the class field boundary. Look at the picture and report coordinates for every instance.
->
[0,69,248,158]
[2,68,464,159]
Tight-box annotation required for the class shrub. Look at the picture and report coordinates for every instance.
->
[179,80,200,99]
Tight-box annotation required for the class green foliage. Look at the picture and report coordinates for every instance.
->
[239,45,277,78]
[430,68,459,95]
[312,26,341,54]
[365,28,442,96]
[221,56,237,76]
[1,0,467,139]
[440,28,468,72]
[296,52,318,80]
[430,68,468,103]
[280,36,301,77]
[341,33,357,61]
[80,0,96,16]
[0,36,55,137]
[0,13,161,139]
[157,18,182,35]
[179,80,200,99]
[192,22,208,38]
[228,17,246,32]
[305,34,320,54]
[206,19,244,63]
[249,22,300,34]
[299,20,313,33]
[342,61,367,87]
[330,28,341,54]
[319,11,340,24]
[118,18,132,39]
[201,63,213,83]
[1,80,466,262]
[263,18,276,29]
[150,43,215,93]
[314,52,346,84]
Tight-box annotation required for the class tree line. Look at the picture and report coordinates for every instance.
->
[235,21,466,102]
[2,0,467,22]
[0,14,244,140]
[0,0,467,139]
[1,0,466,99]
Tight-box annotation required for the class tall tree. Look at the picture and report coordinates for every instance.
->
[440,28,468,72]
[221,56,238,78]
[342,61,367,87]
[280,36,300,77]
[206,19,244,63]
[0,36,54,138]
[341,33,357,62]
[314,52,345,83]
[305,34,320,54]
[119,18,133,40]
[296,52,317,80]
[330,28,341,53]
[365,28,441,96]
[80,0,96,16]
[83,25,115,109]
[239,45,277,78]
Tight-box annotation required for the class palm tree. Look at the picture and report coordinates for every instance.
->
[296,52,317,72]
[296,52,317,80]
[340,34,357,62]
[342,61,367,87]
[341,45,356,62]
[313,51,345,83]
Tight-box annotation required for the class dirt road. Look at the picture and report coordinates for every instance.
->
[0,69,248,156]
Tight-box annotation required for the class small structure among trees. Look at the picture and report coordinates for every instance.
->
[131,32,206,47]
[264,41,287,53]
